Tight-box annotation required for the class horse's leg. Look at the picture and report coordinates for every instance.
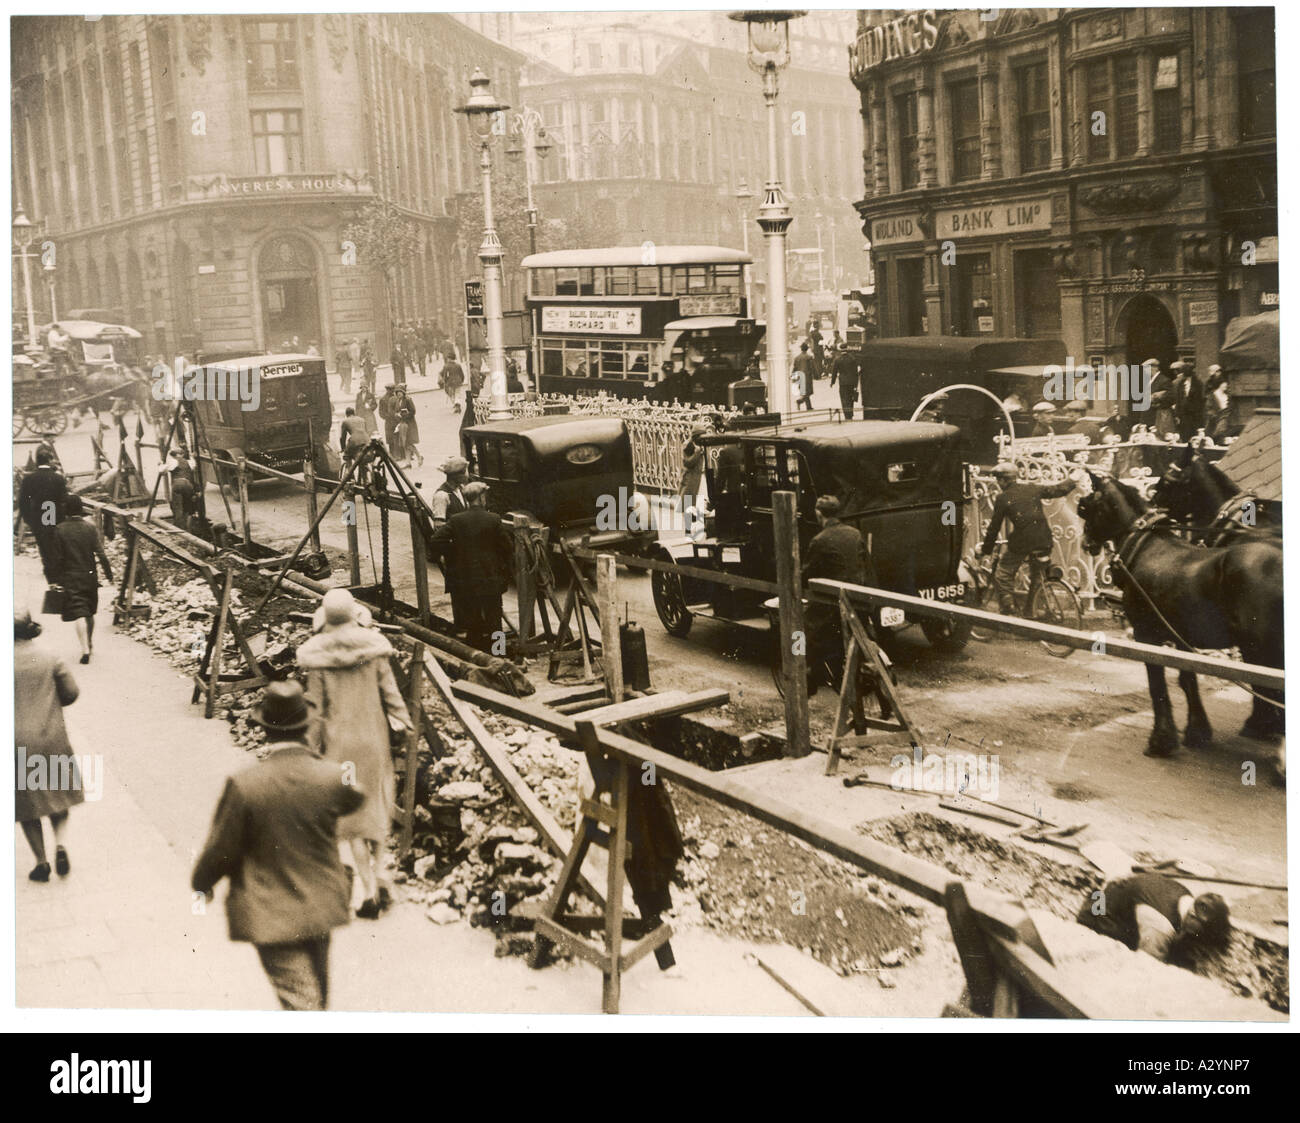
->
[1179,671,1212,748]
[1144,662,1180,757]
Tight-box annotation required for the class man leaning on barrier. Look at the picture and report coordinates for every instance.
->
[801,495,877,696]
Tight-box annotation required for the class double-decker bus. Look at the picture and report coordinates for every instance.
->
[522,246,767,407]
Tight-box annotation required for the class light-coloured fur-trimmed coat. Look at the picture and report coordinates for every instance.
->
[297,624,411,843]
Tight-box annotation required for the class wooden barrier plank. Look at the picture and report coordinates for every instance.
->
[569,546,779,595]
[578,689,731,726]
[811,579,1285,689]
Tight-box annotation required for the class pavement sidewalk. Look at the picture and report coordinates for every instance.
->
[12,553,862,1017]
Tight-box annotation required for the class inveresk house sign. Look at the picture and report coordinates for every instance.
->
[542,306,643,334]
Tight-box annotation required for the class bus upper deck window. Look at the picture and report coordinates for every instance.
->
[715,264,741,293]
[579,267,597,296]
[608,267,631,296]
[556,268,578,296]
[635,267,658,295]
[532,269,556,297]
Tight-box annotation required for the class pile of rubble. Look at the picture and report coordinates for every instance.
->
[396,710,593,958]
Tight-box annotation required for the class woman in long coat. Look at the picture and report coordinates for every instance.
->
[395,389,423,467]
[298,589,412,918]
[14,611,83,881]
[51,495,114,664]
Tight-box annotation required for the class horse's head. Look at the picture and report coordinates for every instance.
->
[1150,457,1190,520]
[1077,472,1147,554]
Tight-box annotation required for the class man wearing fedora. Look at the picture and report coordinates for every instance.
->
[431,481,513,653]
[192,680,364,1011]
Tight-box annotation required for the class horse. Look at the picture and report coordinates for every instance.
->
[1076,474,1284,758]
[1151,447,1282,546]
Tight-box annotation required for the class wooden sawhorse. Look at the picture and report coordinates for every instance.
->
[825,589,923,775]
[529,720,674,1013]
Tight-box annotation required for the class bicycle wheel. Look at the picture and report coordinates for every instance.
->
[1030,579,1082,658]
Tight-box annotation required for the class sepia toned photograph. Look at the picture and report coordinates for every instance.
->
[5,6,1288,1043]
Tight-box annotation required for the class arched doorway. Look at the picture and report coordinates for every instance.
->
[258,235,322,351]
[1117,293,1178,370]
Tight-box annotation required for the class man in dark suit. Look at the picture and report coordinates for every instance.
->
[18,448,68,583]
[192,681,364,1011]
[829,345,862,419]
[1170,359,1206,441]
[430,481,513,652]
[800,495,873,695]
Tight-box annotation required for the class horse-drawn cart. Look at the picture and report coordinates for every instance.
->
[13,352,150,438]
[12,356,79,437]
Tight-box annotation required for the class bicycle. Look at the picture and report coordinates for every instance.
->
[968,543,1082,658]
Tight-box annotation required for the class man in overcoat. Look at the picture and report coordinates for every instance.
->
[192,680,364,1011]
[430,482,513,653]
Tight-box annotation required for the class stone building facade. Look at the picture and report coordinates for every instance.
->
[851,7,1277,380]
[11,14,521,361]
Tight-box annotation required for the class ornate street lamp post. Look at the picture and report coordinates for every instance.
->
[457,68,512,421]
[12,206,43,347]
[506,108,553,256]
[730,10,804,415]
[735,180,755,314]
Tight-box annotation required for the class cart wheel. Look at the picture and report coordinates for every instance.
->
[37,407,68,436]
[650,547,693,638]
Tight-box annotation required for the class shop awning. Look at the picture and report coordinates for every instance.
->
[1219,311,1279,372]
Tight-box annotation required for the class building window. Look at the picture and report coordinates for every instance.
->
[895,90,919,190]
[115,135,132,213]
[136,130,152,206]
[954,253,992,335]
[1238,9,1276,138]
[1016,61,1051,171]
[251,110,304,174]
[1152,56,1181,153]
[1113,56,1139,157]
[949,77,981,181]
[1085,55,1139,161]
[128,43,145,114]
[246,20,299,91]
[1015,249,1060,338]
[587,43,602,69]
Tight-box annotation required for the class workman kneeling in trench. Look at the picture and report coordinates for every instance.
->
[1077,871,1230,963]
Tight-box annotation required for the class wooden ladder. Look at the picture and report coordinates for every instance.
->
[825,588,923,776]
[528,720,674,1014]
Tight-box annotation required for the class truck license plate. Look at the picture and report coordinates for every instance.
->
[880,607,906,629]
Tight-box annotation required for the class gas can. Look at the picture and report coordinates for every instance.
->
[620,620,651,691]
